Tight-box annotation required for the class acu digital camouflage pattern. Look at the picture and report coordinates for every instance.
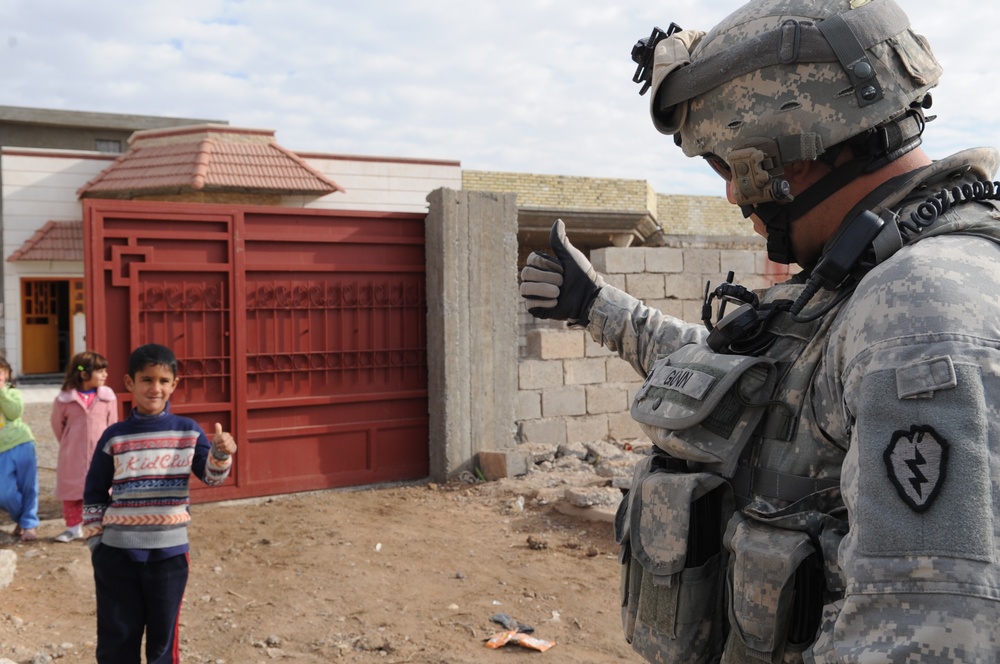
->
[615,464,732,663]
[630,343,778,476]
[591,148,1000,662]
[654,0,943,168]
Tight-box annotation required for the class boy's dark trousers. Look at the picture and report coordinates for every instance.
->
[92,544,189,663]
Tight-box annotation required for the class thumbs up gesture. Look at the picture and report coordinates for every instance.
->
[210,422,237,459]
[519,219,605,325]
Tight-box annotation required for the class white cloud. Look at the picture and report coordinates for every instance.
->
[3,0,999,196]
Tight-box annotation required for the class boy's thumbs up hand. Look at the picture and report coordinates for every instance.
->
[211,422,237,458]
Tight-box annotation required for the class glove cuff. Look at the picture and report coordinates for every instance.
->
[572,286,603,327]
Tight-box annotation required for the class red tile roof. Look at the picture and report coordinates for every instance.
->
[77,124,344,197]
[7,220,83,262]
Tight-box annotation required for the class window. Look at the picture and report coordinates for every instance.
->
[94,139,122,153]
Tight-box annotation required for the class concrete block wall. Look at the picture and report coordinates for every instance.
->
[516,236,798,446]
[658,194,750,235]
[463,170,654,215]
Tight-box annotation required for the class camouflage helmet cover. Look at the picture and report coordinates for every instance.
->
[651,0,942,202]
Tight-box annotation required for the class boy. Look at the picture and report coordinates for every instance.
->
[83,343,237,663]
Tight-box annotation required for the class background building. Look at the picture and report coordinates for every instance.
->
[1,104,785,493]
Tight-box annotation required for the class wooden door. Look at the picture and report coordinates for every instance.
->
[21,280,60,374]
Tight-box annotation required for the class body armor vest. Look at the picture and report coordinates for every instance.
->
[617,282,849,664]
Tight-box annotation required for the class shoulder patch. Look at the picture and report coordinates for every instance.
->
[883,425,949,513]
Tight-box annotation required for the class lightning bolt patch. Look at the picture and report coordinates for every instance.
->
[884,425,949,513]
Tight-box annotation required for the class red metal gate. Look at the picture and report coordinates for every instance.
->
[83,199,429,502]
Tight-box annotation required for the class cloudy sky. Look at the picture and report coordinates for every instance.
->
[3,1,998,197]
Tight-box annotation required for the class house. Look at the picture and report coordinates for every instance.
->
[1,106,460,379]
[2,104,781,491]
[0,105,227,376]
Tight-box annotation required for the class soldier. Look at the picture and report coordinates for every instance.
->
[520,0,1000,662]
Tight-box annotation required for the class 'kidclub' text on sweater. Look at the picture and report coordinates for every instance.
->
[82,404,231,550]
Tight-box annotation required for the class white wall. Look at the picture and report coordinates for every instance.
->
[1,148,115,376]
[288,154,462,213]
[1,147,461,377]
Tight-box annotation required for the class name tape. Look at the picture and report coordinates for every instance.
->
[650,365,715,400]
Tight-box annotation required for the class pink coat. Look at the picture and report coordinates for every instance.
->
[51,386,118,501]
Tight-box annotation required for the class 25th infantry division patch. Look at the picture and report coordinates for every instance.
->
[883,424,949,513]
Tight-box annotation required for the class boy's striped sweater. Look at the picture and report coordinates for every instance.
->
[82,405,231,550]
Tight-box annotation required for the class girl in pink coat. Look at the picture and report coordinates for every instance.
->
[50,351,117,542]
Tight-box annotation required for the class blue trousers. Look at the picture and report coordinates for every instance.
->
[0,441,39,530]
[92,545,189,664]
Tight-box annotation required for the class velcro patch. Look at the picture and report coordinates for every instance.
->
[883,425,949,513]
[647,363,714,400]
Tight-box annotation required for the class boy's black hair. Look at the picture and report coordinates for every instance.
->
[127,343,178,378]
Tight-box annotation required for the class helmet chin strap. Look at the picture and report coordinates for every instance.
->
[747,107,928,266]
[748,156,868,265]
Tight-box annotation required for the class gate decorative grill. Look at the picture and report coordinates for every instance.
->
[84,200,429,501]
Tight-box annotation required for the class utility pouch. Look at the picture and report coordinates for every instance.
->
[722,513,824,664]
[615,457,735,664]
[631,343,778,476]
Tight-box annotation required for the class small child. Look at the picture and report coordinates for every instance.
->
[0,355,40,542]
[83,343,237,663]
[51,351,118,543]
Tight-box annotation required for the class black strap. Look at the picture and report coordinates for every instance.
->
[816,13,883,107]
[731,466,840,505]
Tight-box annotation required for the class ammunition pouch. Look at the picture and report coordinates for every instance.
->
[721,513,825,664]
[615,456,837,663]
[615,455,735,663]
[631,343,778,477]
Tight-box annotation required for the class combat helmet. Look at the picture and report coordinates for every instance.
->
[631,0,942,264]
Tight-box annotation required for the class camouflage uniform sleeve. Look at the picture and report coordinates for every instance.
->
[586,285,709,377]
[808,233,1000,661]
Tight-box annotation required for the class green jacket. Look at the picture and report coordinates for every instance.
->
[0,386,36,454]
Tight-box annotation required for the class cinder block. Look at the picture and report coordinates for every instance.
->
[516,390,541,420]
[608,411,645,441]
[518,359,564,389]
[681,299,706,324]
[586,384,628,414]
[625,273,666,300]
[526,329,585,360]
[592,247,644,274]
[665,273,711,301]
[645,298,686,321]
[519,419,567,445]
[606,359,643,384]
[542,386,587,417]
[644,247,684,273]
[566,414,609,444]
[602,273,627,291]
[478,450,529,480]
[684,248,721,274]
[563,358,606,385]
[584,335,615,357]
[720,249,757,276]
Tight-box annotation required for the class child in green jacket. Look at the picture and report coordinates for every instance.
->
[0,355,39,542]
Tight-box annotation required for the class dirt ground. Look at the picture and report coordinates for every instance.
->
[0,395,648,664]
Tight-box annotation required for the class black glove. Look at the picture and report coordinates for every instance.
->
[519,219,604,324]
